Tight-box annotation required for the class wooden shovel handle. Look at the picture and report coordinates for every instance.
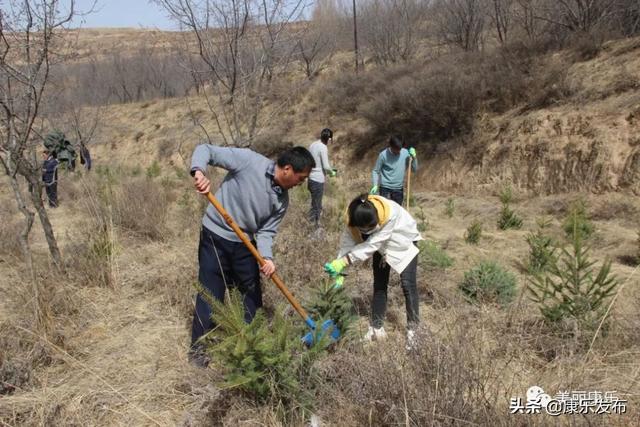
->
[205,192,310,322]
[406,157,412,209]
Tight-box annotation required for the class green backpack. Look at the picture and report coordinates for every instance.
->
[44,130,77,169]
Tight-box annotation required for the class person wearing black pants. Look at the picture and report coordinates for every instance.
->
[42,150,59,208]
[324,193,423,350]
[379,187,403,205]
[191,227,263,345]
[370,135,417,205]
[189,144,315,366]
[307,179,324,226]
[307,128,336,227]
[371,249,419,330]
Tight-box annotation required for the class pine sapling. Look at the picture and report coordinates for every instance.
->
[526,227,618,329]
[465,220,482,244]
[305,279,357,339]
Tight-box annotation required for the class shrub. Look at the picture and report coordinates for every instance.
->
[201,290,327,418]
[113,178,169,241]
[569,33,603,61]
[497,185,523,230]
[562,200,594,241]
[465,221,482,244]
[525,219,557,274]
[498,185,514,205]
[66,225,117,288]
[71,179,118,287]
[527,229,618,329]
[415,207,428,232]
[146,161,161,178]
[521,65,575,112]
[444,197,455,218]
[317,72,369,115]
[459,261,517,306]
[305,280,357,339]
[497,205,523,230]
[358,62,480,142]
[418,240,453,271]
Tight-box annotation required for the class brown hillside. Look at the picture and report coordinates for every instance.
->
[421,37,640,195]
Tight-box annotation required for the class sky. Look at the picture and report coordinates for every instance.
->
[68,0,314,30]
[69,0,178,30]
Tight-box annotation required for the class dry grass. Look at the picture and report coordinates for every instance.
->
[2,162,640,426]
[112,178,171,242]
[0,218,23,261]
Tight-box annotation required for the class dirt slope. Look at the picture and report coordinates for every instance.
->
[420,37,640,195]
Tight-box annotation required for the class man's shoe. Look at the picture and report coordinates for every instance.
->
[188,347,210,368]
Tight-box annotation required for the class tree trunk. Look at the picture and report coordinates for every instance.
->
[28,176,64,270]
[7,173,36,281]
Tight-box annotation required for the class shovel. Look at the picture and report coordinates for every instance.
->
[406,157,413,209]
[204,192,340,346]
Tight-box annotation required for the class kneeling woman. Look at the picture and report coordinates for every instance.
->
[324,193,423,348]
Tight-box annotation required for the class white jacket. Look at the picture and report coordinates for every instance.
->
[338,198,422,273]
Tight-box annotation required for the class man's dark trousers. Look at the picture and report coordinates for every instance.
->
[191,226,262,346]
[45,183,58,208]
[307,179,324,226]
[380,186,403,205]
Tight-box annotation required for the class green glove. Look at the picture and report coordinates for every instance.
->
[329,168,337,177]
[369,185,378,195]
[324,258,347,277]
[408,147,417,158]
[332,275,345,289]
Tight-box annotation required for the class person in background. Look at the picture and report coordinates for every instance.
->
[42,150,59,208]
[370,135,417,205]
[307,128,337,228]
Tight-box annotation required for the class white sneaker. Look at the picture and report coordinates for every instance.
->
[406,329,417,351]
[364,326,387,342]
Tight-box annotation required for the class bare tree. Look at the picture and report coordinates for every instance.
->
[536,0,618,33]
[296,27,335,79]
[360,0,429,65]
[615,0,640,35]
[154,0,306,147]
[0,0,81,277]
[296,2,340,78]
[489,0,513,44]
[513,0,544,41]
[434,0,486,51]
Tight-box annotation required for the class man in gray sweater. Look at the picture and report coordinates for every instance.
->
[189,144,315,365]
[307,128,336,227]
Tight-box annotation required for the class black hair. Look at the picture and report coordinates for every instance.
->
[320,128,333,142]
[348,193,379,228]
[388,135,403,149]
[277,146,315,172]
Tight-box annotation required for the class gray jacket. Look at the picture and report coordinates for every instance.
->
[191,144,288,259]
[308,140,333,183]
